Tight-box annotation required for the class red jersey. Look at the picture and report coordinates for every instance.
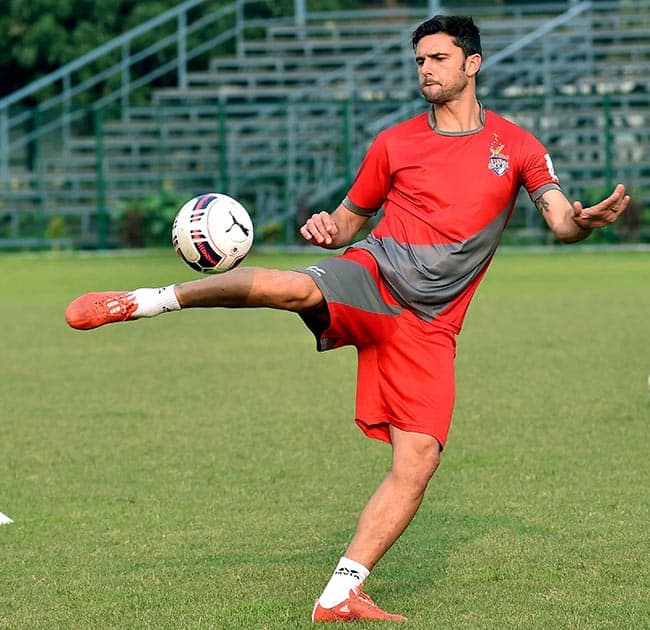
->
[345,106,561,333]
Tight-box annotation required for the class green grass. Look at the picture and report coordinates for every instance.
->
[1,248,648,629]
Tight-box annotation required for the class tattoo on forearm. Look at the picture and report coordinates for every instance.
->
[535,196,550,213]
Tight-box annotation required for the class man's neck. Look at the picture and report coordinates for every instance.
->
[430,99,483,133]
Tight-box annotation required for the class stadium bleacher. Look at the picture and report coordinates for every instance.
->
[0,0,648,247]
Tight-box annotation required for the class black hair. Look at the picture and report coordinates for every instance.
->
[411,15,482,58]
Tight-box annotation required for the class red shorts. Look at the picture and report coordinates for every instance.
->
[297,248,456,448]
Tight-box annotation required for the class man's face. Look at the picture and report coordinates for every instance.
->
[414,33,478,104]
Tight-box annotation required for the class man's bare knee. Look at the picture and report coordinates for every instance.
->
[390,429,441,495]
[398,448,439,487]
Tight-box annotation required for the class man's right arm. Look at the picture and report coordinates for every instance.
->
[300,202,371,249]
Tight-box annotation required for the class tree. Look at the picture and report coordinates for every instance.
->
[0,0,184,97]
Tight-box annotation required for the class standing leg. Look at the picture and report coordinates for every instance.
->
[312,426,440,622]
[344,426,441,569]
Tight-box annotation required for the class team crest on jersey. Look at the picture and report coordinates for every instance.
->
[488,133,509,176]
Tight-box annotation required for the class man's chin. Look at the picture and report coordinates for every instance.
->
[422,93,446,105]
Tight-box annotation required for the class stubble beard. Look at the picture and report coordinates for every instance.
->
[420,62,469,105]
[422,86,459,105]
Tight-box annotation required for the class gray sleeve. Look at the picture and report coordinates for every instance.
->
[343,195,380,217]
[528,183,562,203]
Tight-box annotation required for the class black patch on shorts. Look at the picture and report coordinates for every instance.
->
[299,302,331,342]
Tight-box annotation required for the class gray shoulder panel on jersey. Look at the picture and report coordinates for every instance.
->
[354,206,511,321]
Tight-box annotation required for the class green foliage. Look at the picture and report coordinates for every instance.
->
[0,0,393,96]
[44,215,66,240]
[0,0,189,96]
[111,186,190,247]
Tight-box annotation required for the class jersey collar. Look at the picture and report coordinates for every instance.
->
[428,102,486,136]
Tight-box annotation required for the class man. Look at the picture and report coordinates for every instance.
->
[65,16,629,623]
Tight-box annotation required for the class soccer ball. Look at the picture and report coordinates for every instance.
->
[172,193,254,274]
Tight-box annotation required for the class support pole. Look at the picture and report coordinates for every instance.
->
[94,107,107,249]
[428,0,441,16]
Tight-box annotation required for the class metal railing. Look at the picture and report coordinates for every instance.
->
[0,0,246,181]
[1,0,648,247]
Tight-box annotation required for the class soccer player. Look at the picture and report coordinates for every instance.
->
[65,16,629,623]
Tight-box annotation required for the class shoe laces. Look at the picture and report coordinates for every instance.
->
[355,585,377,608]
[96,293,136,319]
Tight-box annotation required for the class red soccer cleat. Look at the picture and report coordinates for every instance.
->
[311,586,407,623]
[65,291,137,330]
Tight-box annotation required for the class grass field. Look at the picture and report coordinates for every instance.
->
[1,248,648,629]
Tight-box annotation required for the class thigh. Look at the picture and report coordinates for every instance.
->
[296,248,402,351]
[356,316,457,449]
[177,266,323,311]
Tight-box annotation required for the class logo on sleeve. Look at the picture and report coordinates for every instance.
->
[544,153,559,182]
[488,133,509,177]
[306,265,326,277]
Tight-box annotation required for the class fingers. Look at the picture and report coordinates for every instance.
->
[601,185,630,225]
[600,183,630,215]
[609,183,631,217]
[574,183,631,228]
[300,211,339,246]
[572,201,593,232]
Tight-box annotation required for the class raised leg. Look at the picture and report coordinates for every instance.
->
[65,267,324,330]
[174,267,323,311]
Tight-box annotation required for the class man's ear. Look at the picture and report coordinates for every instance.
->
[466,53,482,77]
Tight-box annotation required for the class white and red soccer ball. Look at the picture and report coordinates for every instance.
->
[172,193,254,274]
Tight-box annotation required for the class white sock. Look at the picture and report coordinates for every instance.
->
[130,285,181,318]
[318,557,370,608]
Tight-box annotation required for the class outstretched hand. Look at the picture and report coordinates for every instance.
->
[572,183,630,231]
[300,211,339,246]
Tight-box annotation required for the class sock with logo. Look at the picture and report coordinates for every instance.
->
[317,557,370,608]
[131,285,181,318]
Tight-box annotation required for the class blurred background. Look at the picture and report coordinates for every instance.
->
[1,0,648,250]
